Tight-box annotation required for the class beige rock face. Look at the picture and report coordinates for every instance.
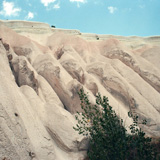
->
[0,20,160,160]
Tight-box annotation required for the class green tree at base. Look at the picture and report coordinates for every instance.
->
[73,88,159,160]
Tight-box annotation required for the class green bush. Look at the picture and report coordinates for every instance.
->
[73,88,159,160]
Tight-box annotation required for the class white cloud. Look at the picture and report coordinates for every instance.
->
[53,4,60,9]
[70,0,87,7]
[41,0,56,7]
[108,6,117,14]
[26,12,34,19]
[0,1,21,17]
[70,0,86,2]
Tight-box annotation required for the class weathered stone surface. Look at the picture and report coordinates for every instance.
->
[0,20,160,160]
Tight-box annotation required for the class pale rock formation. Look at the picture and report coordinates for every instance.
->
[0,20,160,160]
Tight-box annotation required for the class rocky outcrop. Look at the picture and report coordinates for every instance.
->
[0,20,160,160]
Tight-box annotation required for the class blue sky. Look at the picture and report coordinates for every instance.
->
[0,0,160,36]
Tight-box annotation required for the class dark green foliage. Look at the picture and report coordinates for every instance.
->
[51,25,55,28]
[73,88,159,160]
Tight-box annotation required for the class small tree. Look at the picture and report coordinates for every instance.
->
[73,88,158,160]
[51,25,56,28]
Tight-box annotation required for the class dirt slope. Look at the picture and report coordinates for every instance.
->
[0,20,160,160]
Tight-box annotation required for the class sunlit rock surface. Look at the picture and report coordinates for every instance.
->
[0,20,160,160]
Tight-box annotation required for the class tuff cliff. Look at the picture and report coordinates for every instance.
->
[0,20,160,160]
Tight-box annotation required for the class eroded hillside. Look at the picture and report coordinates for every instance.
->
[0,20,160,160]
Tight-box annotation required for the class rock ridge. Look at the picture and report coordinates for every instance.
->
[0,20,160,160]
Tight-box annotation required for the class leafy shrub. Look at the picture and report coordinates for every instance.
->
[51,25,56,28]
[73,88,159,160]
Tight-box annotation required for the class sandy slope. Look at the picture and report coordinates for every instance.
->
[0,20,160,160]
